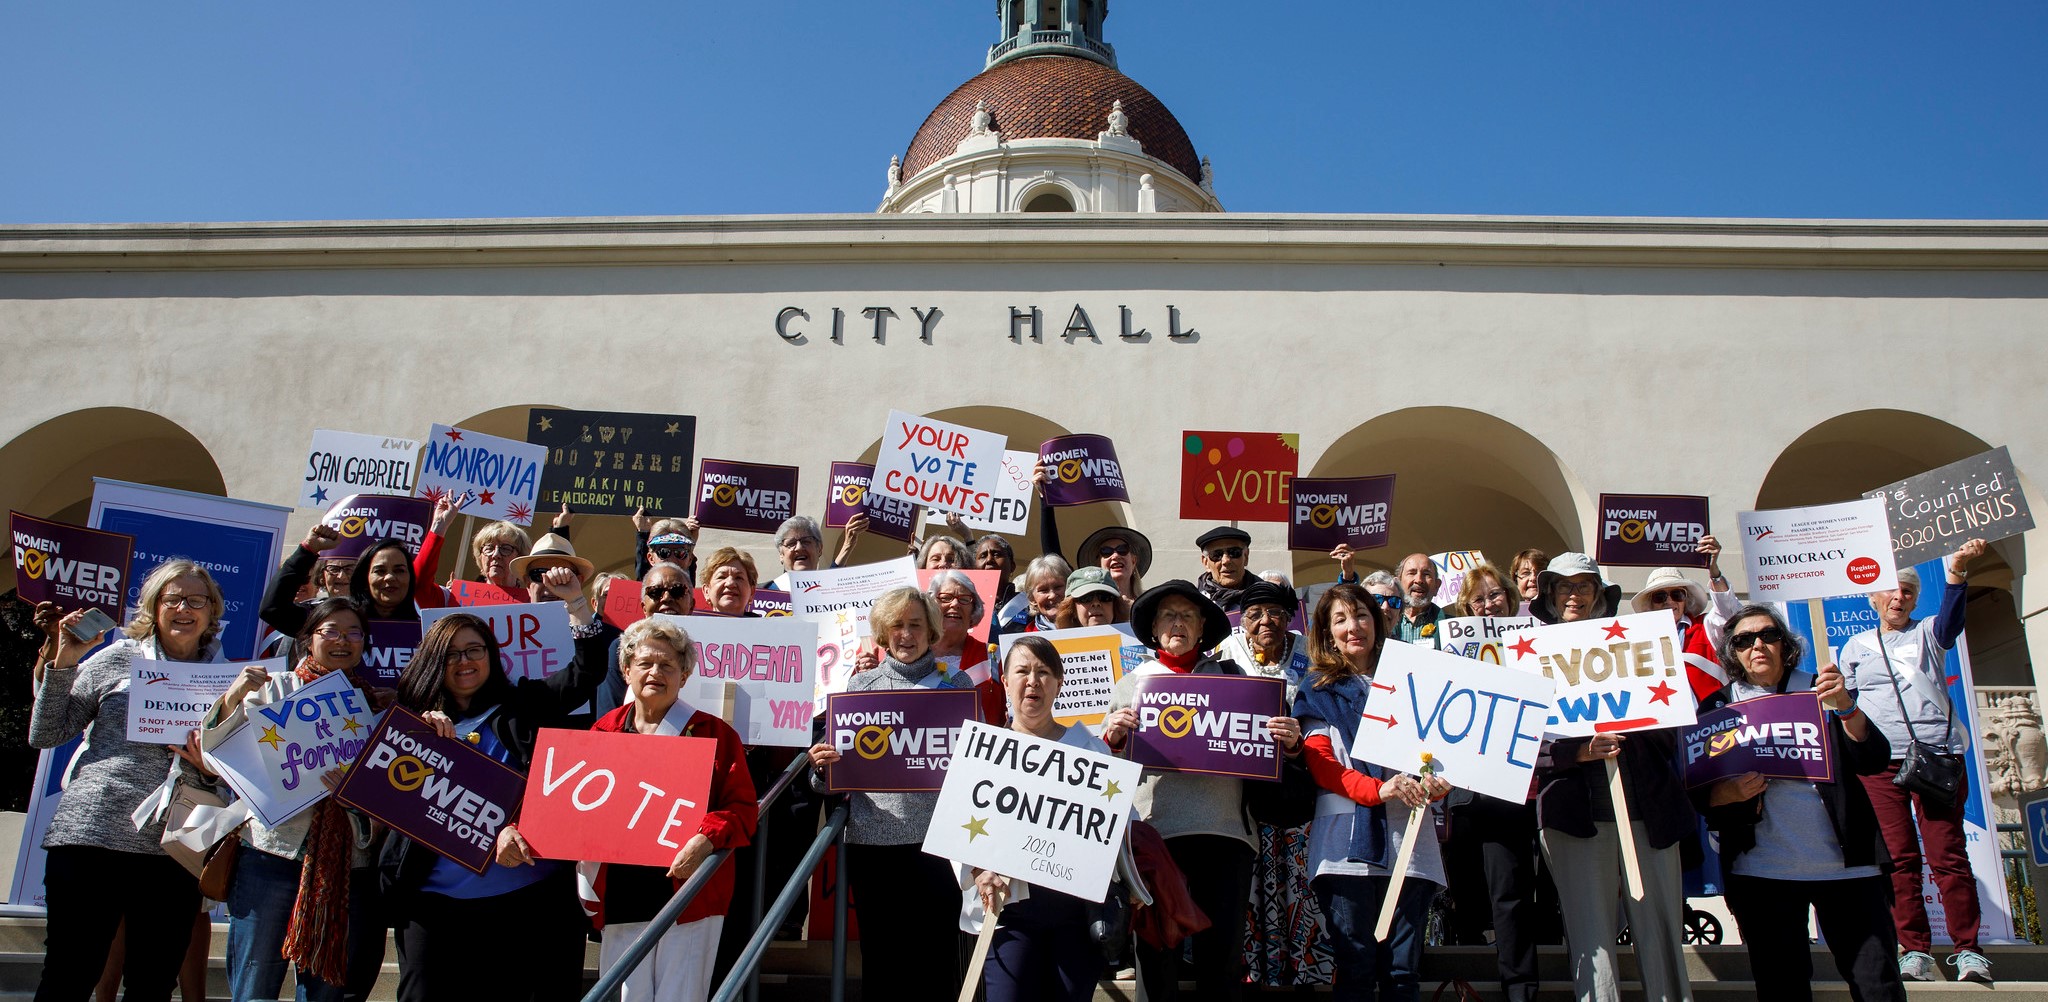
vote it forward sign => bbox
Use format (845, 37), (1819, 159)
(8, 511), (132, 620)
(1500, 611), (1696, 738)
(1351, 641), (1554, 802)
(337, 706), (526, 873)
(823, 689), (980, 792)
(1679, 693), (1834, 788)
(519, 728), (716, 869)
(1738, 498), (1898, 603)
(1126, 673), (1284, 781)
(870, 410), (1008, 521)
(415, 424), (546, 525)
(204, 669), (373, 827)
(922, 720), (1140, 902)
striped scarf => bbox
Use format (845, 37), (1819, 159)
(282, 656), (354, 987)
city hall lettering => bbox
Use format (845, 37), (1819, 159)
(774, 304), (1199, 345)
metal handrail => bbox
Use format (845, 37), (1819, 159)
(711, 804), (851, 1002)
(579, 753), (815, 1002)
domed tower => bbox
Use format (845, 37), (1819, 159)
(879, 1), (1221, 214)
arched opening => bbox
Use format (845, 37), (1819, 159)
(1022, 190), (1075, 213)
(0, 408), (226, 595)
(1291, 407), (1584, 588)
(1756, 409), (2034, 687)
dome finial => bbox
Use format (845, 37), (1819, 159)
(988, 0), (1116, 68)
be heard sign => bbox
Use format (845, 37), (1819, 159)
(1596, 494), (1710, 568)
(1288, 475), (1395, 552)
(1501, 612), (1696, 737)
(1738, 498), (1898, 603)
(694, 459), (798, 534)
(8, 512), (132, 620)
(870, 411), (1007, 521)
(1352, 641), (1555, 803)
(1179, 431), (1299, 523)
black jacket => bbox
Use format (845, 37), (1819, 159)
(1535, 728), (1695, 851)
(1690, 685), (1894, 873)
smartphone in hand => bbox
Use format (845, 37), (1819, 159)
(66, 608), (118, 644)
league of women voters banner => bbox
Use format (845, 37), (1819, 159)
(1737, 497), (1898, 603)
(126, 658), (273, 745)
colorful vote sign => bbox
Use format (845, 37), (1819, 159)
(1178, 430), (1299, 523)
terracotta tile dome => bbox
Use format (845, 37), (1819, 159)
(902, 55), (1203, 185)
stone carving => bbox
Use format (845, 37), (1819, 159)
(886, 155), (902, 195)
(1105, 99), (1129, 137)
(969, 99), (994, 136)
(1200, 156), (1216, 193)
(1982, 694), (2048, 800)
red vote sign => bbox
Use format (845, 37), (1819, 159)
(518, 728), (718, 869)
(1178, 430), (1300, 523)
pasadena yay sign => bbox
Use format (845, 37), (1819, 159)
(1738, 498), (1898, 603)
(668, 614), (819, 748)
(870, 410), (1007, 521)
(1501, 612), (1696, 737)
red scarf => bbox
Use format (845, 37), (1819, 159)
(282, 657), (354, 987)
(1156, 648), (1201, 673)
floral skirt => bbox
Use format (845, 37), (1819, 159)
(1241, 822), (1334, 985)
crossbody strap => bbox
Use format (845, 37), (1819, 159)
(1874, 629), (1954, 749)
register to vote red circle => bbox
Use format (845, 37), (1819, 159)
(1846, 557), (1883, 586)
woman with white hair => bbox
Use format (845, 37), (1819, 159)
(918, 534), (970, 570)
(998, 554), (1071, 634)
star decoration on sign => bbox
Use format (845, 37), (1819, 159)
(1101, 779), (1122, 800)
(504, 501), (531, 523)
(536, 415), (553, 432)
(962, 816), (990, 842)
(1602, 621), (1630, 641)
(258, 724), (284, 750)
(664, 422), (682, 436)
(1647, 680), (1677, 705)
(443, 430), (463, 441)
(341, 716), (363, 735)
(1509, 636), (1538, 660)
(478, 490), (496, 506)
(308, 485), (329, 505)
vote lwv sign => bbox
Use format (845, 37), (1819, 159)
(1501, 612), (1696, 737)
(1354, 641), (1555, 802)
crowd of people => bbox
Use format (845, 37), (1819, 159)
(12, 469), (2002, 1002)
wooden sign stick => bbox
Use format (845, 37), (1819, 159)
(959, 893), (1003, 1002)
(1374, 752), (1433, 940)
(1607, 755), (1646, 901)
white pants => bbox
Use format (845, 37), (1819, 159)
(1539, 822), (1691, 1002)
(596, 916), (724, 1002)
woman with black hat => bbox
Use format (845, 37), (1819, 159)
(1100, 581), (1303, 1001)
(1029, 461), (1152, 602)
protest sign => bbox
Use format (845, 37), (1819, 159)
(1596, 494), (1710, 568)
(127, 658), (268, 744)
(1738, 498), (1898, 603)
(1126, 673), (1285, 780)
(301, 430), (420, 509)
(1865, 446), (2034, 567)
(527, 409), (697, 518)
(694, 459), (799, 534)
(823, 689), (980, 792)
(790, 557), (920, 709)
(1439, 616), (1541, 664)
(519, 728), (716, 868)
(9, 512), (131, 620)
(1352, 641), (1554, 802)
(1040, 434), (1130, 506)
(338, 706), (526, 873)
(1679, 693), (1833, 788)
(359, 620), (421, 686)
(90, 478), (291, 660)
(205, 670), (371, 827)
(871, 410), (1008, 521)
(667, 615), (820, 748)
(1501, 611), (1696, 737)
(919, 568), (999, 647)
(415, 424), (546, 525)
(921, 720), (1141, 901)
(997, 626), (1128, 727)
(319, 494), (432, 560)
(1430, 550), (1488, 608)
(1288, 475), (1395, 552)
(423, 601), (573, 683)
(930, 450), (1034, 535)
(602, 581), (645, 630)
(826, 461), (917, 542)
(751, 589), (793, 617)
(1178, 430), (1299, 523)
(447, 578), (526, 607)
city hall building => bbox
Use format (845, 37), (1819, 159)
(3, 7), (2045, 701)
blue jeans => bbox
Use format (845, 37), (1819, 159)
(226, 847), (380, 1002)
(1311, 873), (1435, 1002)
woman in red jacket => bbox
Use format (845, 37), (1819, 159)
(572, 617), (758, 1002)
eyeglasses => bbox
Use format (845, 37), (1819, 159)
(652, 546), (693, 561)
(1729, 627), (1786, 652)
(1371, 593), (1404, 610)
(1204, 546), (1245, 562)
(318, 563), (355, 577)
(934, 592), (976, 607)
(1098, 543), (1132, 557)
(1643, 588), (1690, 605)
(158, 595), (212, 611)
(1474, 590), (1509, 605)
(1242, 606), (1290, 624)
(1554, 580), (1599, 598)
(480, 543), (522, 556)
(779, 537), (820, 551)
(644, 585), (689, 600)
(314, 627), (366, 643)
(526, 568), (551, 584)
(444, 645), (490, 666)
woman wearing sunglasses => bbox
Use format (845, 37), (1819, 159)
(1696, 604), (1903, 1002)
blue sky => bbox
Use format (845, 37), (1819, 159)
(3, 1), (2043, 223)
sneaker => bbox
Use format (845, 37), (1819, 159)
(1949, 950), (1995, 984)
(1899, 951), (1940, 982)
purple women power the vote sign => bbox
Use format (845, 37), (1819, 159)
(823, 688), (980, 792)
(694, 459), (799, 534)
(8, 511), (133, 620)
(319, 494), (433, 560)
(337, 706), (527, 874)
(1039, 434), (1130, 506)
(1680, 692), (1835, 788)
(1126, 672), (1285, 781)
(824, 461), (916, 542)
(1287, 475), (1395, 552)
